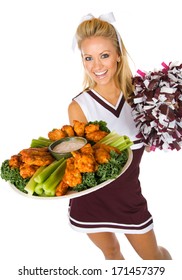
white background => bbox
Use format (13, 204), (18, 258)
(0, 0), (181, 279)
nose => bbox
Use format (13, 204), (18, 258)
(93, 58), (103, 69)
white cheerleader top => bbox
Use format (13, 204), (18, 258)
(73, 89), (143, 150)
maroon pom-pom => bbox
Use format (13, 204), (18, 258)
(131, 61), (182, 150)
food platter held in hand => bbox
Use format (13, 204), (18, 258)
(8, 148), (133, 199)
(0, 120), (133, 200)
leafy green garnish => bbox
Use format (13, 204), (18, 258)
(96, 149), (128, 183)
(87, 120), (111, 133)
(0, 160), (29, 193)
(73, 149), (128, 192)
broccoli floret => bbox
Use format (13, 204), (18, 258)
(0, 160), (29, 193)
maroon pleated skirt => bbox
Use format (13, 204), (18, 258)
(68, 147), (153, 234)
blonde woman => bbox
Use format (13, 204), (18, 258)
(68, 13), (171, 260)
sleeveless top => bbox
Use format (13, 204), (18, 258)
(73, 89), (143, 150)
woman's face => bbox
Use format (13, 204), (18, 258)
(81, 36), (120, 88)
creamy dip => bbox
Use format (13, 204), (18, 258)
(53, 138), (86, 153)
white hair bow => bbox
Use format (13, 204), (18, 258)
(72, 12), (122, 53)
(80, 12), (115, 23)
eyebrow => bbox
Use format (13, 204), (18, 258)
(82, 50), (111, 56)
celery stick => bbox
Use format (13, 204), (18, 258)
(110, 136), (129, 147)
(99, 131), (127, 146)
(44, 187), (57, 197)
(24, 166), (46, 195)
(43, 171), (64, 196)
(99, 131), (133, 150)
(99, 131), (120, 145)
(44, 177), (62, 196)
(111, 137), (133, 150)
(34, 183), (44, 195)
(100, 136), (118, 145)
(110, 138), (125, 147)
(117, 142), (133, 151)
(42, 160), (66, 192)
(38, 136), (51, 141)
(34, 158), (64, 183)
(30, 138), (52, 148)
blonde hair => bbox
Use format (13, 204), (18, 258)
(75, 17), (133, 100)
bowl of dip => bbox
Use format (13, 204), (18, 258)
(49, 137), (87, 160)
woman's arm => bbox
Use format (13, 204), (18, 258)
(68, 100), (87, 125)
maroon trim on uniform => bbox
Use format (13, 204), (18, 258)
(72, 91), (84, 100)
(133, 139), (143, 144)
(87, 90), (125, 117)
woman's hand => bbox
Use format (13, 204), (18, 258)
(145, 145), (156, 152)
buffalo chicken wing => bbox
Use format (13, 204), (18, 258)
(73, 120), (86, 137)
(62, 157), (82, 187)
(9, 147), (55, 179)
(48, 129), (67, 141)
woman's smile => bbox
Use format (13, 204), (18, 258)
(94, 70), (108, 79)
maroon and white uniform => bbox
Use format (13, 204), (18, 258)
(68, 89), (153, 234)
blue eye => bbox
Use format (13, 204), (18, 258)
(85, 56), (92, 61)
(101, 53), (109, 59)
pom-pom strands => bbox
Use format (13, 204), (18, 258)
(131, 62), (182, 151)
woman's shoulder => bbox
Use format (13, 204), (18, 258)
(69, 89), (89, 111)
(72, 91), (84, 101)
(72, 89), (88, 101)
(68, 98), (87, 124)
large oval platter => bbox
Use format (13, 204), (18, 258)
(9, 149), (133, 200)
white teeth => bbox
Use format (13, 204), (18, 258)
(95, 70), (107, 76)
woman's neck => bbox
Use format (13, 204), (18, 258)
(93, 85), (121, 106)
